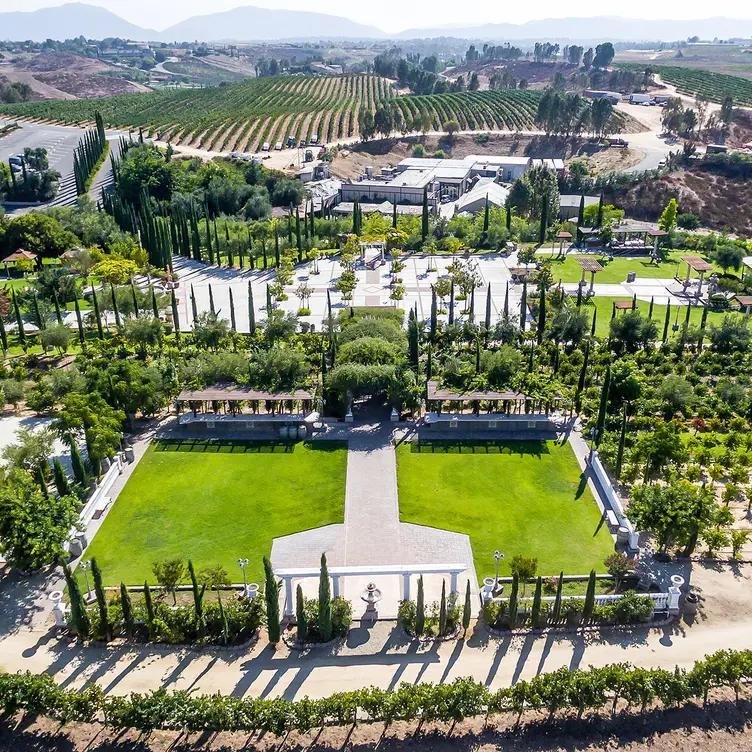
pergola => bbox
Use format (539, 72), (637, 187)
(578, 225), (667, 253)
(576, 256), (604, 297)
(678, 255), (714, 298)
(426, 380), (556, 414)
(555, 230), (572, 257)
(177, 385), (314, 416)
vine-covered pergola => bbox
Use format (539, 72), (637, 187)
(176, 385), (315, 417)
(426, 381), (562, 415)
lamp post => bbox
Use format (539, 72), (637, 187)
(238, 558), (249, 596)
(494, 550), (504, 594)
(81, 559), (92, 597)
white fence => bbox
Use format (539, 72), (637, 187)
(486, 591), (674, 611)
(77, 454), (124, 529)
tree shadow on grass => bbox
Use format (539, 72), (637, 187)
(409, 440), (549, 457)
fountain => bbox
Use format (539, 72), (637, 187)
(361, 582), (383, 619)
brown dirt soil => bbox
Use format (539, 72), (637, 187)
(0, 52), (146, 99)
(330, 133), (645, 181)
(1, 691), (751, 751)
(729, 110), (752, 148)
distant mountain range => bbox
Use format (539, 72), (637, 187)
(2, 3), (752, 44)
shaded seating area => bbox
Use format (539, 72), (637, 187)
(2, 249), (38, 276)
(576, 256), (604, 297)
(677, 255), (714, 299)
(578, 225), (668, 254)
(424, 381), (566, 433)
(176, 384), (319, 437)
(733, 295), (752, 318)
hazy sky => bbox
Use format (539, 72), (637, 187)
(5, 0), (752, 32)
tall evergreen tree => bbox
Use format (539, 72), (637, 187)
(462, 579), (472, 635)
(143, 581), (155, 627)
(537, 281), (546, 345)
(520, 280), (527, 331)
(503, 281), (509, 318)
(170, 289), (180, 341)
(531, 576), (543, 627)
(188, 559), (206, 635)
(596, 191), (604, 226)
(62, 562), (90, 638)
(11, 289), (25, 348)
(130, 281), (140, 318)
(662, 301), (671, 342)
(595, 365), (611, 446)
(292, 584), (306, 643)
(438, 580), (447, 636)
(485, 283), (492, 332)
(430, 287), (437, 340)
(392, 201), (398, 228)
(263, 556), (281, 643)
(0, 314), (6, 354)
(91, 558), (110, 641)
(120, 583), (135, 637)
(577, 194), (585, 226)
(483, 196), (490, 232)
(318, 553), (333, 642)
(266, 284), (273, 313)
(151, 286), (159, 319)
(421, 186), (429, 240)
(615, 405), (627, 479)
(552, 571), (564, 624)
(415, 575), (425, 635)
(229, 288), (237, 332)
(506, 205), (512, 233)
(583, 569), (597, 623)
(35, 463), (48, 497)
(508, 574), (519, 627)
(190, 284), (198, 323)
(448, 282), (455, 325)
(538, 194), (549, 246)
(208, 284), (216, 315)
(248, 281), (256, 335)
(110, 283), (122, 328)
(53, 457), (70, 497)
(52, 288), (63, 325)
(591, 307), (597, 337)
(69, 436), (88, 487)
(91, 286), (104, 340)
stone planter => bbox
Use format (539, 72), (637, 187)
(684, 592), (699, 615)
(565, 610), (583, 627)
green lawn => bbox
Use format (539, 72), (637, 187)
(582, 297), (744, 339)
(82, 439), (348, 587)
(537, 252), (733, 284)
(396, 440), (614, 579)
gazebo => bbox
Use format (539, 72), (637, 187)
(576, 256), (604, 297)
(733, 295), (752, 318)
(2, 249), (38, 277)
(678, 255), (714, 298)
(175, 384), (318, 437)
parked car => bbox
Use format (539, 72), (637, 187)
(310, 134), (319, 145)
(275, 142), (282, 151)
(287, 136), (296, 148)
(262, 142), (270, 152)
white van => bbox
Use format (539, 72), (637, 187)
(262, 141), (270, 151)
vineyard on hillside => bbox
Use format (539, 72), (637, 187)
(0, 74), (393, 153)
(0, 76), (636, 152)
(618, 64), (752, 106)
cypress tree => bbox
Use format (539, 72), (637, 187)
(508, 574), (519, 627)
(698, 306), (708, 350)
(262, 239), (268, 269)
(448, 282), (455, 325)
(631, 293), (637, 311)
(143, 581), (155, 627)
(503, 281), (509, 318)
(583, 569), (597, 624)
(36, 463), (48, 497)
(596, 191), (604, 226)
(475, 338), (481, 373)
(91, 558), (110, 641)
(552, 571), (564, 624)
(91, 286), (104, 340)
(205, 211), (214, 264)
(662, 301), (671, 342)
(108, 283), (121, 329)
(615, 406), (627, 479)
(426, 344), (433, 380)
(53, 457), (70, 497)
(318, 553), (332, 642)
(266, 284), (273, 313)
(52, 288), (63, 325)
(295, 209), (302, 254)
(485, 283), (492, 332)
(538, 194), (549, 246)
(576, 341), (590, 411)
(591, 307), (597, 337)
(0, 314), (6, 354)
(120, 583), (135, 637)
(296, 583), (308, 642)
(415, 575), (425, 635)
(151, 286), (159, 319)
(11, 289), (25, 348)
(483, 196), (490, 232)
(31, 292), (44, 331)
(439, 580), (447, 636)
(69, 436), (88, 487)
(229, 288), (237, 332)
(188, 559), (205, 635)
(577, 194), (585, 226)
(352, 199), (359, 235)
(648, 296), (655, 320)
(171, 289), (180, 341)
(408, 311), (420, 373)
(576, 281), (583, 308)
(248, 281), (256, 335)
(208, 284), (215, 315)
(595, 365), (611, 446)
(506, 205), (512, 233)
(531, 576), (543, 628)
(469, 286), (475, 323)
(462, 579), (472, 635)
(263, 556), (281, 643)
(537, 281), (546, 345)
(63, 562), (90, 638)
(185, 287), (197, 327)
(430, 287), (437, 340)
(421, 186), (429, 241)
(520, 280), (527, 331)
(130, 281), (140, 318)
(392, 201), (397, 228)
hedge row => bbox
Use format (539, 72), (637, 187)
(1, 649), (750, 733)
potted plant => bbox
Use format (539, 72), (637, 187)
(563, 598), (584, 627)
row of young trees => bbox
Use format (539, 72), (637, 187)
(1, 649), (750, 732)
(73, 112), (108, 196)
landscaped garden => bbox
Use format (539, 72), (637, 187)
(396, 439), (615, 578)
(81, 439), (348, 587)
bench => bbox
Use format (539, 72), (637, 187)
(605, 509), (619, 528)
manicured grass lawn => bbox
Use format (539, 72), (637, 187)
(82, 439), (348, 587)
(582, 296), (743, 339)
(396, 440), (614, 580)
(537, 251), (733, 284)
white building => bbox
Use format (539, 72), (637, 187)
(455, 178), (510, 215)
